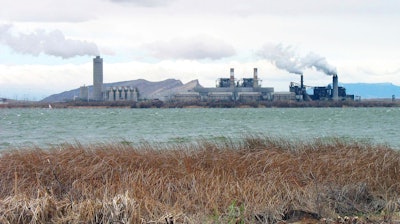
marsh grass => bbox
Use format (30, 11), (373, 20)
(0, 137), (399, 223)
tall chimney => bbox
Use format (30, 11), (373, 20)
(93, 56), (103, 101)
(300, 74), (304, 89)
(230, 68), (235, 88)
(253, 68), (259, 88)
(332, 74), (339, 101)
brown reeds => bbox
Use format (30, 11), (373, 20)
(0, 137), (399, 223)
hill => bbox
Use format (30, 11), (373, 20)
(342, 82), (400, 99)
(41, 79), (201, 103)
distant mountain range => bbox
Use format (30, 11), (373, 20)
(40, 80), (400, 102)
(341, 83), (400, 99)
(41, 79), (201, 102)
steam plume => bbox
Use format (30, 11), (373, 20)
(301, 52), (337, 75)
(0, 24), (99, 59)
(258, 43), (337, 76)
(257, 44), (303, 75)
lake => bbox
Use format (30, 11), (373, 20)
(0, 107), (399, 150)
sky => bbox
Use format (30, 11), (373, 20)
(0, 0), (399, 100)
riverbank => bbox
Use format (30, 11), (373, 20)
(1, 137), (399, 223)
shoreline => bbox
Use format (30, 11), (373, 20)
(1, 99), (400, 109)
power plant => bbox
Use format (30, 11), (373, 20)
(289, 74), (354, 101)
(80, 56), (353, 103)
(179, 68), (275, 102)
(79, 56), (139, 102)
(176, 68), (353, 102)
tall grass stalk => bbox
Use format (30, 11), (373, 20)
(0, 136), (399, 223)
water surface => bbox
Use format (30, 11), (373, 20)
(0, 107), (399, 149)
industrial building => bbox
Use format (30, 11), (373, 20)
(174, 68), (353, 102)
(79, 56), (139, 102)
(79, 85), (89, 101)
(80, 56), (353, 103)
(288, 74), (354, 101)
(178, 68), (275, 102)
(105, 86), (138, 101)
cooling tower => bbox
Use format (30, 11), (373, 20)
(93, 56), (103, 101)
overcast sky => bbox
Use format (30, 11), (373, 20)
(0, 0), (399, 100)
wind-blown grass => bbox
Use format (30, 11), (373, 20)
(0, 137), (399, 223)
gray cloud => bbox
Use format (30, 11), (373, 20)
(144, 36), (236, 60)
(109, 0), (174, 7)
(0, 24), (99, 59)
(177, 0), (400, 16)
(0, 0), (97, 22)
(1, 0), (398, 23)
(258, 43), (337, 75)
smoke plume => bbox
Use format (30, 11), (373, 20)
(0, 24), (99, 59)
(258, 43), (337, 76)
(301, 52), (337, 75)
(257, 44), (303, 74)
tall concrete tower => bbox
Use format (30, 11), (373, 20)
(93, 56), (103, 101)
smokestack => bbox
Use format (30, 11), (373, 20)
(300, 74), (304, 89)
(332, 74), (339, 101)
(253, 68), (259, 88)
(93, 56), (103, 101)
(230, 68), (235, 88)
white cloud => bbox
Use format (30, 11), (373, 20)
(143, 35), (236, 60)
(0, 24), (99, 58)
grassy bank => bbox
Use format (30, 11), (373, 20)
(0, 137), (399, 223)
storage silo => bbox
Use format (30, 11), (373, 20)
(79, 85), (89, 101)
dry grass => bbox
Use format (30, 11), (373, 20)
(0, 137), (400, 223)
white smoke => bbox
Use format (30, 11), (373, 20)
(301, 52), (337, 75)
(0, 24), (99, 59)
(258, 43), (337, 76)
(257, 44), (303, 74)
